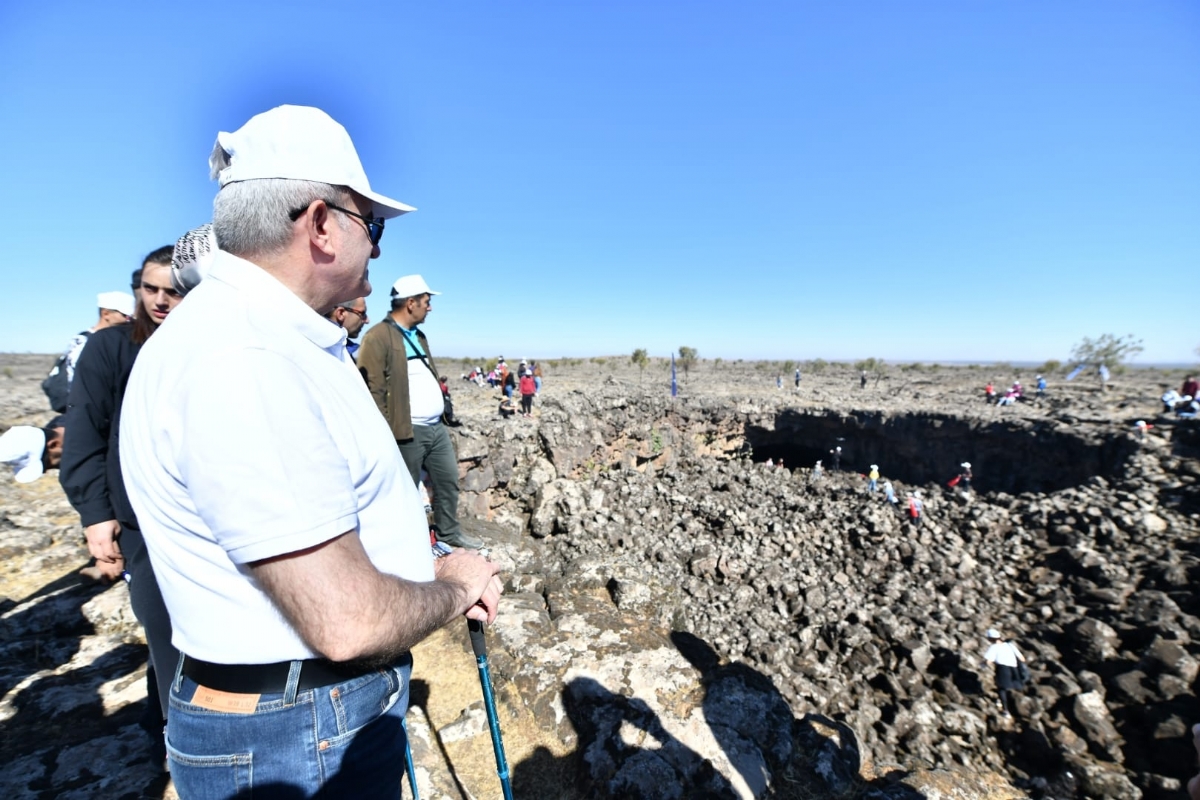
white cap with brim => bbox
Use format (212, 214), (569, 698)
(0, 426), (46, 484)
(986, 628), (1001, 639)
(97, 291), (135, 317)
(391, 274), (441, 298)
(209, 105), (416, 220)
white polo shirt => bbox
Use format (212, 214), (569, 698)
(120, 251), (434, 664)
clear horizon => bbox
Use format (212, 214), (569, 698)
(2, 2), (1197, 364)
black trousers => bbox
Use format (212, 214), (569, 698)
(120, 523), (179, 721)
(521, 394), (534, 414)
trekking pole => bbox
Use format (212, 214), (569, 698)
(468, 619), (514, 800)
(401, 717), (420, 800)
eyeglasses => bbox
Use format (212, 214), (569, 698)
(289, 200), (385, 246)
(345, 307), (368, 319)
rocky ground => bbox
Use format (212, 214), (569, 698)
(1, 352), (1197, 799)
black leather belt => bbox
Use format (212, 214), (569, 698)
(182, 654), (409, 694)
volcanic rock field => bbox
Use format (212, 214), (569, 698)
(2, 352), (1198, 799)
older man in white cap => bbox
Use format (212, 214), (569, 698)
(359, 274), (481, 550)
(42, 291), (135, 413)
(119, 105), (501, 797)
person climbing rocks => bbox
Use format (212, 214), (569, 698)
(794, 367), (801, 388)
(812, 459), (823, 482)
(982, 628), (1028, 718)
(985, 381), (995, 404)
(860, 370), (867, 389)
(1035, 374), (1047, 399)
(867, 464), (879, 493)
(907, 491), (923, 527)
(883, 480), (897, 505)
(959, 462), (972, 494)
(1134, 420), (1152, 441)
(830, 446), (842, 471)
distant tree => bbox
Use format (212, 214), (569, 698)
(854, 357), (887, 387)
(678, 347), (698, 379)
(631, 348), (648, 382)
(807, 358), (828, 375)
(1070, 333), (1144, 388)
(1038, 359), (1061, 376)
(781, 359), (795, 377)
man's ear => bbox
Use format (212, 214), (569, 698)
(305, 201), (337, 256)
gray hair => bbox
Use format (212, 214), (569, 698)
(212, 179), (351, 258)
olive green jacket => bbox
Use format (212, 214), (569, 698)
(357, 318), (441, 442)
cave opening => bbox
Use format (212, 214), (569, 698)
(744, 409), (1137, 495)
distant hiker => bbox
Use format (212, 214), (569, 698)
(794, 367), (801, 388)
(1183, 375), (1199, 400)
(985, 381), (995, 404)
(765, 458), (774, 468)
(325, 296), (369, 362)
(996, 388), (1018, 407)
(0, 418), (65, 484)
(503, 368), (517, 400)
(959, 462), (972, 494)
(867, 464), (879, 492)
(532, 360), (543, 393)
(907, 491), (923, 527)
(776, 374), (783, 390)
(982, 628), (1028, 718)
(860, 370), (867, 389)
(812, 459), (823, 481)
(1035, 374), (1047, 399)
(519, 370), (536, 416)
(831, 446), (842, 471)
(42, 291), (135, 413)
(360, 274), (482, 550)
(883, 480), (896, 504)
(1134, 420), (1152, 441)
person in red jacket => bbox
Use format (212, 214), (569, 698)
(1183, 375), (1199, 400)
(519, 372), (537, 417)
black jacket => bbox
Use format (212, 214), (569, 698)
(59, 324), (140, 529)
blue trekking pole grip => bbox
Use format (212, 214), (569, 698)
(469, 619), (514, 800)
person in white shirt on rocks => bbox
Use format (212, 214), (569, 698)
(120, 104), (501, 798)
(982, 627), (1028, 718)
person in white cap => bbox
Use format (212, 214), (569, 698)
(59, 241), (182, 764)
(359, 274), (482, 549)
(867, 464), (879, 493)
(982, 628), (1028, 718)
(41, 290), (135, 413)
(0, 417), (65, 484)
(959, 461), (972, 494)
(119, 105), (500, 797)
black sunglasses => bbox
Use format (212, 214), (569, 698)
(289, 200), (385, 246)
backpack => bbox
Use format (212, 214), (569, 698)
(42, 331), (90, 413)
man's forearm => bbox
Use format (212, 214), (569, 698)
(252, 531), (472, 664)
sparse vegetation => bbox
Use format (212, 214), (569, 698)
(1071, 333), (1144, 387)
(678, 347), (698, 379)
(854, 357), (887, 387)
(1039, 359), (1062, 375)
(806, 358), (827, 375)
(631, 348), (649, 382)
(2, 367), (12, 379)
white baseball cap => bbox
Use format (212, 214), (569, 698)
(97, 291), (135, 317)
(390, 274), (441, 298)
(961, 462), (971, 468)
(209, 105), (416, 219)
(0, 426), (46, 483)
(986, 628), (1001, 639)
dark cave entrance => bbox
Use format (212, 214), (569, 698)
(744, 409), (1138, 494)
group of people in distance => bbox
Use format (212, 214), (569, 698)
(2, 105), (501, 796)
(1162, 374), (1200, 419)
(464, 357), (542, 418)
(985, 375), (1046, 406)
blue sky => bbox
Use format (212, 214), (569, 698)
(2, 1), (1197, 364)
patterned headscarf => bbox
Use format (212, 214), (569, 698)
(171, 223), (218, 295)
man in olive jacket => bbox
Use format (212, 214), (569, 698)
(358, 275), (482, 549)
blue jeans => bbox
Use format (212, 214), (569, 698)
(167, 658), (410, 799)
(867, 479), (877, 492)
